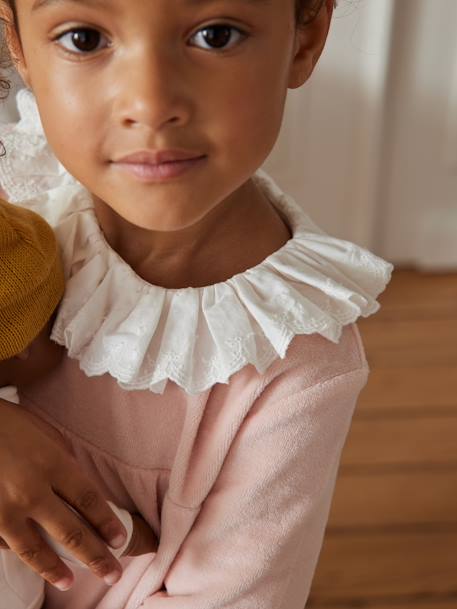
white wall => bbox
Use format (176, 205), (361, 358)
(264, 0), (457, 271)
(377, 0), (457, 271)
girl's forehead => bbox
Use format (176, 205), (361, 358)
(18, 0), (294, 26)
(29, 0), (278, 11)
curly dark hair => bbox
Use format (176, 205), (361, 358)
(0, 0), (326, 101)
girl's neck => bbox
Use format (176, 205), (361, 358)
(93, 178), (292, 290)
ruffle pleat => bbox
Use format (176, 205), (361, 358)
(0, 87), (394, 395)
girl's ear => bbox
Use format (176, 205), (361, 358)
(0, 2), (31, 88)
(288, 0), (334, 89)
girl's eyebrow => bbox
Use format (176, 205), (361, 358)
(32, 0), (109, 11)
(186, 0), (271, 4)
(32, 0), (270, 12)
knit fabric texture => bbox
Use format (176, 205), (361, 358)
(0, 198), (65, 360)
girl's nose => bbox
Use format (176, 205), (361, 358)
(110, 44), (193, 131)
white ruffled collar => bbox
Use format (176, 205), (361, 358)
(0, 88), (393, 395)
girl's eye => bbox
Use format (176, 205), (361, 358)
(54, 28), (108, 55)
(190, 24), (247, 52)
(53, 23), (247, 57)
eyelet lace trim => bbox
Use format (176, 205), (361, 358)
(0, 88), (394, 395)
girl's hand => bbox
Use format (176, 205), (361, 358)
(122, 513), (159, 557)
(0, 399), (127, 591)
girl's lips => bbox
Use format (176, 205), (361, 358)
(113, 156), (207, 182)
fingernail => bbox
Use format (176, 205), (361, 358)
(109, 533), (126, 549)
(104, 570), (122, 586)
(55, 577), (73, 591)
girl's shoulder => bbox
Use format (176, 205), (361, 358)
(0, 88), (394, 397)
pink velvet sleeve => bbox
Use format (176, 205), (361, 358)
(137, 366), (368, 609)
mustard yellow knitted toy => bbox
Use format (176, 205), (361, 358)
(0, 198), (65, 361)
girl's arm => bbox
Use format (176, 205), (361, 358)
(135, 366), (368, 609)
(0, 398), (128, 591)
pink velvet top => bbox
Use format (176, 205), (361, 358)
(20, 324), (368, 609)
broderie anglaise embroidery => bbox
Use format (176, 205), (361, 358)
(0, 87), (394, 395)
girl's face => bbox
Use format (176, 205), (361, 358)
(7, 0), (332, 232)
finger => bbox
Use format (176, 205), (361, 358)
(52, 470), (128, 550)
(35, 497), (123, 586)
(0, 536), (9, 548)
(2, 520), (75, 591)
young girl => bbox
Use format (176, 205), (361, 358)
(0, 0), (393, 608)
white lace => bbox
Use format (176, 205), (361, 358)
(0, 88), (393, 395)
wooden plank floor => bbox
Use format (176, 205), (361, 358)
(307, 268), (457, 609)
